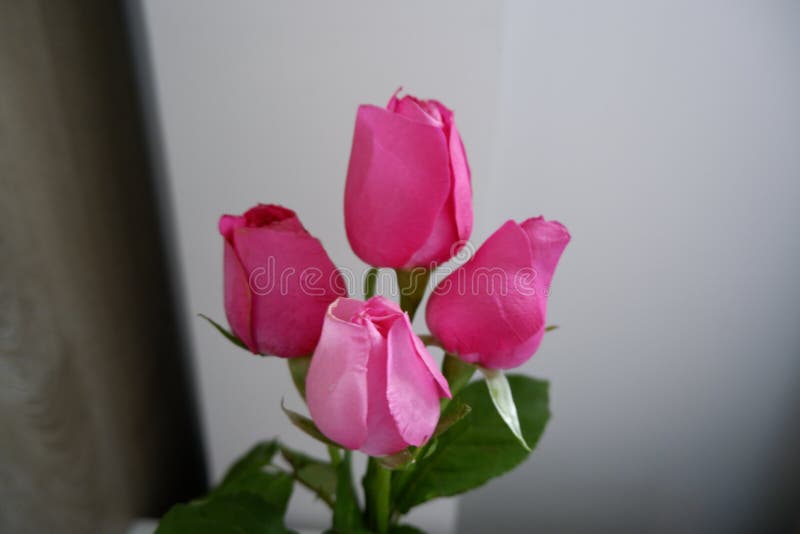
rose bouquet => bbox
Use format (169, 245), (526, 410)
(157, 90), (570, 534)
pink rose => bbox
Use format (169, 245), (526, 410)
(219, 204), (347, 357)
(306, 296), (452, 456)
(426, 217), (570, 370)
(344, 90), (473, 268)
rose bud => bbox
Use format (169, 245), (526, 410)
(306, 296), (451, 456)
(344, 90), (473, 268)
(426, 217), (570, 370)
(219, 204), (347, 357)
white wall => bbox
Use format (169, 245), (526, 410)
(135, 1), (800, 532)
(459, 2), (800, 533)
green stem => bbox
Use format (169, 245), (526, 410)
(373, 462), (392, 534)
(417, 334), (442, 348)
(364, 267), (379, 299)
(363, 457), (378, 529)
(395, 268), (431, 321)
(440, 353), (476, 409)
(327, 445), (341, 466)
(333, 449), (366, 531)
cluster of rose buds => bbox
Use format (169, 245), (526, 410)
(219, 90), (570, 456)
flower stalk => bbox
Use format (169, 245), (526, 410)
(373, 463), (392, 533)
(395, 267), (431, 321)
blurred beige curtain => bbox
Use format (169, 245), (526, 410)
(0, 1), (206, 532)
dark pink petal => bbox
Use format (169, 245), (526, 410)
(427, 100), (472, 242)
(329, 296), (365, 322)
(448, 124), (473, 242)
(460, 327), (545, 370)
(386, 87), (402, 112)
(345, 105), (451, 267)
(393, 96), (444, 126)
(426, 221), (543, 367)
(243, 204), (294, 226)
(404, 314), (451, 399)
(427, 100), (453, 125)
(219, 214), (246, 243)
(361, 296), (404, 334)
(306, 299), (370, 450)
(519, 216), (571, 294)
(244, 203), (307, 233)
(386, 318), (444, 447)
(223, 240), (255, 352)
(360, 320), (408, 456)
(406, 101), (471, 266)
(404, 201), (460, 267)
(233, 226), (346, 357)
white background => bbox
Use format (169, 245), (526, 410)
(134, 1), (800, 532)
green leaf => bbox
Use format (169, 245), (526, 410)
(213, 471), (294, 516)
(432, 400), (471, 439)
(388, 402), (472, 503)
(198, 313), (249, 351)
(392, 375), (550, 513)
(441, 354), (476, 401)
(323, 530), (373, 534)
(390, 525), (428, 534)
(281, 400), (338, 447)
(545, 324), (559, 332)
(280, 445), (336, 508)
(156, 492), (297, 534)
(214, 441), (293, 515)
(157, 441), (296, 533)
(388, 398), (470, 500)
(287, 356), (311, 399)
(482, 369), (530, 451)
(220, 441), (279, 486)
(333, 450), (367, 532)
